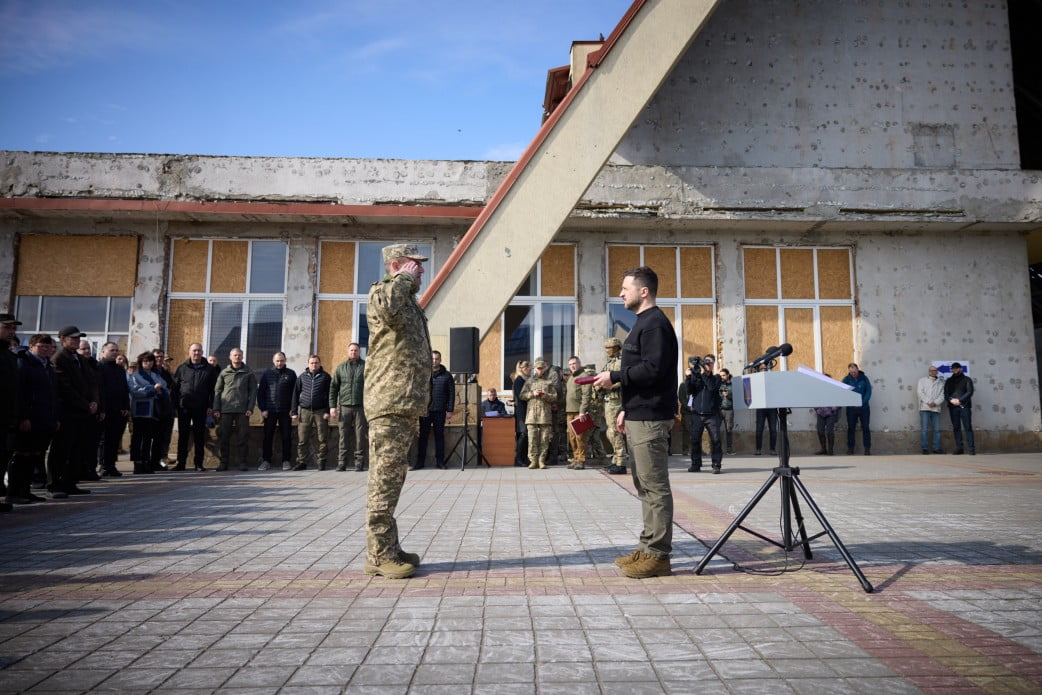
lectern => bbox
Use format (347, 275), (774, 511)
(694, 367), (874, 593)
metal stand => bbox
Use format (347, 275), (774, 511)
(445, 374), (490, 470)
(694, 406), (874, 593)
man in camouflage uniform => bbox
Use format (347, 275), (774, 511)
(565, 356), (592, 468)
(520, 359), (556, 469)
(584, 363), (608, 464)
(600, 338), (628, 474)
(363, 243), (431, 579)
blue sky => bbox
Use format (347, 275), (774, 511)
(0, 0), (632, 161)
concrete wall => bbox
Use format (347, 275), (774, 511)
(616, 0), (1020, 170)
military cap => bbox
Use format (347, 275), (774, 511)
(604, 337), (621, 349)
(382, 243), (428, 264)
(0, 312), (21, 325)
(533, 358), (548, 369)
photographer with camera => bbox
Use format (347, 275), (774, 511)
(685, 354), (724, 474)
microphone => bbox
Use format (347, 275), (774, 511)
(745, 343), (793, 369)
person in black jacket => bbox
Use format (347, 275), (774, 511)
(47, 326), (98, 496)
(258, 351), (296, 470)
(415, 350), (455, 470)
(511, 361), (531, 467)
(593, 266), (678, 579)
(291, 355), (332, 470)
(1, 313), (21, 510)
(944, 362), (975, 455)
(172, 343), (218, 471)
(9, 334), (60, 504)
(96, 341), (130, 477)
(151, 348), (176, 469)
(685, 354), (723, 474)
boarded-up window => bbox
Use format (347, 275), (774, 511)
(540, 245), (575, 297)
(681, 305), (715, 360)
(17, 235), (138, 296)
(316, 299), (353, 366)
(679, 247), (713, 299)
(210, 241), (248, 294)
(477, 315), (503, 392)
(644, 246), (677, 298)
(607, 245), (640, 290)
(170, 240), (209, 294)
(319, 241), (356, 295)
(167, 299), (206, 363)
(743, 247), (855, 372)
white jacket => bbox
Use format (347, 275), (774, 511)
(917, 375), (945, 413)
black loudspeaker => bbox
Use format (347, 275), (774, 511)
(449, 326), (479, 374)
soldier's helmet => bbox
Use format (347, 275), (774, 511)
(604, 337), (622, 350)
(533, 358), (548, 369)
(381, 243), (428, 264)
(583, 364), (597, 375)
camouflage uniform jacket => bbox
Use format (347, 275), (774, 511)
(565, 369), (592, 414)
(601, 355), (623, 404)
(584, 365), (606, 421)
(520, 375), (556, 425)
(363, 272), (432, 420)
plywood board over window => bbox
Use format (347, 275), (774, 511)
(540, 245), (575, 297)
(607, 245), (640, 288)
(821, 306), (855, 379)
(681, 305), (714, 361)
(316, 300), (353, 366)
(745, 305), (779, 363)
(210, 241), (248, 294)
(743, 248), (778, 299)
(780, 249), (815, 299)
(679, 247), (713, 299)
(783, 308), (816, 371)
(817, 249), (853, 299)
(17, 235), (138, 296)
(167, 299), (205, 363)
(645, 247), (677, 298)
(319, 241), (356, 295)
(478, 318), (503, 391)
(171, 239), (209, 293)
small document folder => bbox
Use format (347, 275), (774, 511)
(569, 415), (595, 436)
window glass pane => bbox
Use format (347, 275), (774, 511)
(40, 296), (107, 333)
(108, 297), (132, 332)
(503, 305), (534, 387)
(357, 242), (433, 294)
(358, 302), (369, 354)
(516, 272), (535, 297)
(249, 241), (287, 293)
(209, 301), (243, 362)
(540, 303), (574, 369)
(247, 300), (283, 367)
(15, 296), (40, 331)
(608, 304), (637, 341)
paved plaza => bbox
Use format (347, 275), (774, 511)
(1, 450), (1041, 693)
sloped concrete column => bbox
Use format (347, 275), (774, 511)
(0, 229), (14, 313)
(128, 228), (167, 357)
(283, 237), (317, 370)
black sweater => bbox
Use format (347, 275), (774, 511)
(611, 305), (678, 421)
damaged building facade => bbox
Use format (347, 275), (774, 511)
(1, 0), (1040, 452)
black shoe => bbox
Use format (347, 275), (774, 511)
(954, 449), (964, 455)
(354, 465), (366, 472)
(172, 463), (186, 471)
(712, 466), (722, 474)
(754, 450), (762, 456)
(194, 466), (207, 472)
(82, 471), (102, 482)
(291, 463), (306, 471)
(932, 449), (944, 454)
(410, 464), (425, 470)
(969, 449), (976, 455)
(605, 465), (627, 475)
(769, 449), (777, 456)
(26, 493), (46, 503)
(107, 468), (123, 477)
(435, 463), (446, 469)
(64, 485), (91, 495)
(864, 449), (871, 456)
(687, 464), (701, 472)
(846, 448), (854, 455)
(922, 449), (928, 455)
(336, 465), (347, 472)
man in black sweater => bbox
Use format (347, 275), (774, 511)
(594, 266), (678, 579)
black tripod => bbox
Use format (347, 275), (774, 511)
(445, 374), (490, 470)
(694, 387), (874, 593)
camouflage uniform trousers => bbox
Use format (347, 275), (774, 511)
(527, 424), (553, 467)
(604, 398), (628, 466)
(588, 415), (607, 460)
(366, 415), (417, 565)
(552, 408), (568, 463)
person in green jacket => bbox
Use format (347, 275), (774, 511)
(329, 342), (368, 471)
(212, 348), (258, 471)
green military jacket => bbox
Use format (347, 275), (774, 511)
(565, 367), (591, 413)
(213, 363), (258, 414)
(363, 272), (432, 420)
(330, 358), (365, 408)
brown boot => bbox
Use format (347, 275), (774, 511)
(621, 553), (671, 578)
(614, 549), (644, 567)
(364, 558), (416, 579)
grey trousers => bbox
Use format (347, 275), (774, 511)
(338, 406), (369, 469)
(627, 419), (674, 558)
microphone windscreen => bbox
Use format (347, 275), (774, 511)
(779, 343), (793, 356)
(764, 346), (778, 355)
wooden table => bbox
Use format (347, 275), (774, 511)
(480, 416), (516, 467)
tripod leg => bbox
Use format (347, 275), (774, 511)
(790, 475), (874, 593)
(695, 472), (780, 575)
(785, 478), (813, 559)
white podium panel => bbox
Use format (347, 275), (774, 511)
(736, 369), (862, 410)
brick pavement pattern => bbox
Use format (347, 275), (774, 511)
(1, 452), (1041, 693)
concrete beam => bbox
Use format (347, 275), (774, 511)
(421, 0), (723, 342)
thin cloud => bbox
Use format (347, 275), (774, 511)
(351, 37), (408, 61)
(484, 143), (525, 161)
(0, 1), (157, 75)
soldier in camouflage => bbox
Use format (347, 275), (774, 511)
(600, 338), (628, 474)
(520, 359), (557, 469)
(363, 243), (431, 579)
(548, 365), (568, 464)
(584, 363), (608, 464)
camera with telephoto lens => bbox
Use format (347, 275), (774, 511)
(688, 355), (703, 370)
